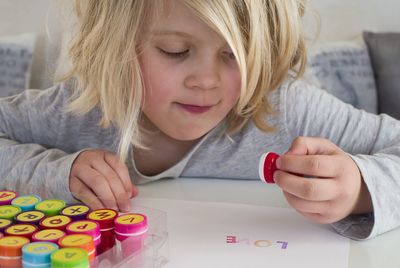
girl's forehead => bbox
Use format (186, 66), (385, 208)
(148, 0), (201, 30)
(144, 0), (225, 44)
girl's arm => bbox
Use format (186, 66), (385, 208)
(0, 85), (85, 202)
(282, 79), (400, 240)
(0, 83), (135, 210)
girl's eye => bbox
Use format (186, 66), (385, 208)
(158, 48), (189, 58)
(223, 51), (236, 60)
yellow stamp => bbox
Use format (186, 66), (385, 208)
(0, 191), (17, 202)
(115, 214), (145, 225)
(33, 229), (65, 241)
(67, 221), (98, 232)
(23, 242), (58, 254)
(6, 224), (37, 235)
(59, 234), (92, 247)
(40, 215), (71, 228)
(0, 236), (30, 247)
(87, 209), (117, 221)
(15, 211), (45, 223)
(61, 205), (89, 216)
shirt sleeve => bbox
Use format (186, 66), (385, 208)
(282, 79), (400, 240)
(0, 84), (81, 202)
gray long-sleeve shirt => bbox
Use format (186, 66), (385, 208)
(1, 78), (399, 240)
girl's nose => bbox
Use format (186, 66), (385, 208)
(184, 58), (221, 90)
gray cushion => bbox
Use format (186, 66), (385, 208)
(306, 42), (378, 114)
(363, 31), (400, 119)
(0, 33), (35, 97)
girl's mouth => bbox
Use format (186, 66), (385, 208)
(177, 103), (213, 114)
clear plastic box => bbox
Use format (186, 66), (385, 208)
(94, 205), (169, 268)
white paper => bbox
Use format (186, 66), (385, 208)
(134, 198), (349, 268)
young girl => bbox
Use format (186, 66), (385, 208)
(0, 0), (399, 241)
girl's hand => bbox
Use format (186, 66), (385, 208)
(274, 137), (373, 224)
(69, 149), (137, 212)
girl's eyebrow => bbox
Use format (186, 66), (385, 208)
(151, 30), (194, 39)
(151, 29), (228, 48)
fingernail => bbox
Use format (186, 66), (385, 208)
(276, 157), (281, 169)
(131, 188), (138, 198)
(272, 166), (279, 183)
(123, 204), (131, 212)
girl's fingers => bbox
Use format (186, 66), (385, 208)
(277, 154), (342, 178)
(70, 177), (105, 210)
(74, 166), (119, 210)
(287, 136), (341, 156)
(282, 191), (342, 224)
(91, 158), (131, 212)
(283, 191), (331, 214)
(104, 153), (135, 198)
(274, 170), (340, 201)
(131, 187), (138, 198)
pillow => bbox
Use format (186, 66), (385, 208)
(0, 33), (35, 97)
(305, 42), (378, 114)
(363, 31), (400, 119)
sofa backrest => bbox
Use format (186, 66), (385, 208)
(1, 0), (400, 90)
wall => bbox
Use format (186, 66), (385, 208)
(0, 0), (67, 89)
(304, 0), (400, 46)
(0, 0), (399, 88)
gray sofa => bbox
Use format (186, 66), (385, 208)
(0, 31), (399, 120)
(307, 32), (400, 119)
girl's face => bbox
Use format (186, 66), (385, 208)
(139, 0), (241, 141)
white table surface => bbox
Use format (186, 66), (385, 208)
(137, 178), (400, 268)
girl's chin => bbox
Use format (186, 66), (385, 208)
(168, 132), (206, 141)
(166, 127), (211, 141)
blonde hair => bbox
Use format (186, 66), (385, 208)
(60, 0), (307, 161)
